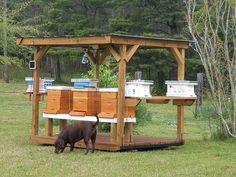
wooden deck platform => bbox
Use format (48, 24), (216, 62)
(30, 133), (184, 152)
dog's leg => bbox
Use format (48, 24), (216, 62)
(91, 132), (97, 153)
(70, 143), (74, 152)
(84, 139), (89, 155)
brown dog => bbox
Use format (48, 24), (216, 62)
(54, 116), (99, 154)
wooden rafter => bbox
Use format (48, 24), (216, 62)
(108, 45), (121, 62)
(34, 46), (49, 61)
(85, 50), (96, 64)
(98, 48), (110, 65)
(126, 45), (139, 62)
(169, 48), (184, 65)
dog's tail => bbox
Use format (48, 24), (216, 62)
(93, 115), (99, 128)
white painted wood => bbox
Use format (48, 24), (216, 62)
(42, 113), (136, 123)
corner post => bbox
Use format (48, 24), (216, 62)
(177, 49), (185, 142)
(32, 46), (49, 136)
(117, 45), (127, 146)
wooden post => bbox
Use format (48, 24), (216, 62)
(108, 44), (139, 145)
(110, 123), (117, 143)
(124, 123), (133, 143)
(45, 118), (53, 136)
(32, 46), (49, 136)
(170, 48), (186, 141)
(32, 54), (40, 135)
(59, 119), (67, 131)
(117, 45), (127, 146)
(177, 49), (185, 142)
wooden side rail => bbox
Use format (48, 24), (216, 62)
(42, 113), (136, 123)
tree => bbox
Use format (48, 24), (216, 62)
(2, 0), (9, 82)
(185, 0), (236, 138)
(0, 0), (41, 82)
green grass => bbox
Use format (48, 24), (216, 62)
(1, 81), (236, 177)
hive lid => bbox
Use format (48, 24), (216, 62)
(165, 80), (198, 85)
(71, 88), (97, 91)
(25, 77), (54, 81)
(71, 78), (99, 82)
(46, 86), (72, 90)
(126, 80), (154, 85)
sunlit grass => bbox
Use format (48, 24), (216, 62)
(1, 81), (236, 177)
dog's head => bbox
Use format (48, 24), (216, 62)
(54, 139), (65, 154)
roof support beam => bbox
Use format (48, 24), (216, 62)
(108, 45), (121, 62)
(126, 45), (139, 62)
(169, 48), (184, 65)
(34, 46), (49, 61)
(85, 48), (110, 79)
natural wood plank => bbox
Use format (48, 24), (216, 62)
(178, 49), (185, 80)
(177, 105), (184, 141)
(170, 48), (185, 80)
(30, 134), (183, 151)
(59, 119), (67, 131)
(126, 45), (139, 62)
(16, 35), (189, 49)
(110, 123), (117, 143)
(32, 47), (40, 135)
(125, 98), (141, 107)
(16, 36), (111, 46)
(98, 47), (110, 65)
(111, 35), (189, 49)
(124, 123), (133, 143)
(45, 118), (53, 136)
(169, 48), (184, 65)
(35, 46), (49, 61)
(117, 45), (127, 146)
(85, 50), (96, 64)
(173, 99), (195, 106)
(108, 45), (121, 62)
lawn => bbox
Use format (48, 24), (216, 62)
(0, 81), (236, 177)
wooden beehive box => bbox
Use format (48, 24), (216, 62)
(125, 98), (140, 117)
(43, 86), (72, 114)
(97, 88), (118, 118)
(69, 88), (97, 116)
(97, 88), (140, 118)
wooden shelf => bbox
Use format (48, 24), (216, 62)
(23, 92), (46, 101)
(43, 113), (136, 123)
(144, 96), (196, 106)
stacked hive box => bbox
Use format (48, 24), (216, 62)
(44, 87), (138, 118)
(69, 88), (97, 116)
(97, 88), (118, 118)
(43, 86), (72, 114)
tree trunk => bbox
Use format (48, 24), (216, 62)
(50, 56), (61, 82)
(56, 57), (61, 82)
(3, 0), (9, 83)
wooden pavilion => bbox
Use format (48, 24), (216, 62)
(17, 34), (196, 151)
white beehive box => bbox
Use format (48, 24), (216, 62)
(165, 80), (197, 97)
(25, 77), (54, 93)
(125, 80), (153, 98)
